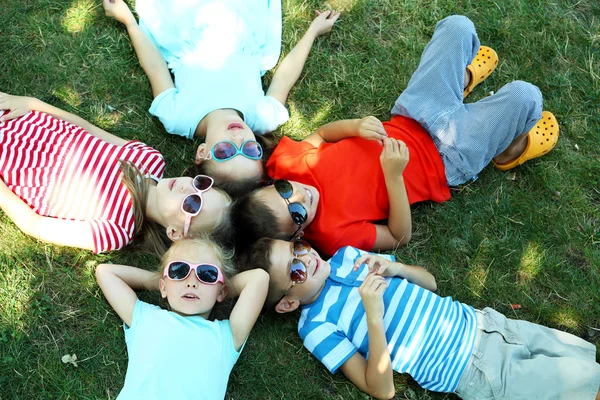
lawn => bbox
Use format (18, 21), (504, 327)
(1, 0), (599, 399)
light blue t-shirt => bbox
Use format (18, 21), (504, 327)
(298, 246), (477, 393)
(136, 0), (289, 139)
(117, 300), (242, 400)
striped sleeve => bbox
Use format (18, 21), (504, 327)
(89, 218), (134, 253)
(299, 320), (357, 374)
(123, 141), (166, 180)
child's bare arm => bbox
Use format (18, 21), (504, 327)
(354, 254), (437, 292)
(95, 264), (159, 326)
(266, 10), (340, 105)
(0, 93), (128, 146)
(0, 179), (96, 250)
(340, 273), (395, 400)
(376, 138), (411, 248)
(303, 116), (387, 147)
(228, 269), (270, 351)
(103, 0), (174, 98)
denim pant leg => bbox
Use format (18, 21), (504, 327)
(391, 15), (480, 130)
(438, 81), (543, 185)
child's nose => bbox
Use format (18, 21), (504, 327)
(291, 187), (307, 204)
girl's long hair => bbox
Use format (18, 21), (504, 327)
(119, 160), (170, 257)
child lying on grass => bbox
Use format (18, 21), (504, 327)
(238, 238), (600, 400)
(233, 15), (559, 255)
(96, 236), (269, 399)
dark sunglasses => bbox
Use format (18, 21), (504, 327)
(288, 239), (311, 284)
(162, 261), (225, 285)
(181, 175), (214, 237)
(274, 179), (308, 239)
(211, 140), (263, 162)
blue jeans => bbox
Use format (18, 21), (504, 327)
(392, 15), (543, 186)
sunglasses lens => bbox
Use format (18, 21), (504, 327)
(241, 141), (263, 158)
(294, 240), (311, 256)
(182, 194), (202, 214)
(290, 259), (308, 284)
(196, 264), (219, 284)
(193, 175), (213, 191)
(288, 203), (308, 225)
(168, 262), (191, 280)
(213, 141), (237, 160)
(274, 179), (293, 199)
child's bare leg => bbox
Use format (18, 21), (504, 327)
(464, 69), (471, 89)
(492, 133), (528, 164)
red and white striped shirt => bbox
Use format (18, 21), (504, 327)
(0, 110), (165, 253)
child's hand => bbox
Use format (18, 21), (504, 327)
(103, 0), (136, 26)
(380, 138), (409, 178)
(0, 93), (36, 122)
(309, 10), (341, 37)
(359, 271), (388, 321)
(353, 254), (399, 277)
(357, 116), (388, 145)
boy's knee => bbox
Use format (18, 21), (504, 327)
(502, 80), (543, 112)
(435, 15), (476, 38)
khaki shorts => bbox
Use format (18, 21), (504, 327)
(455, 307), (600, 400)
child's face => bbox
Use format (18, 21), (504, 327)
(155, 176), (230, 237)
(268, 239), (330, 309)
(197, 112), (264, 183)
(255, 181), (320, 238)
(159, 241), (226, 317)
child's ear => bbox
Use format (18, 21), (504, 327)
(216, 285), (228, 303)
(275, 297), (300, 314)
(195, 144), (212, 164)
(159, 278), (168, 299)
(166, 226), (184, 242)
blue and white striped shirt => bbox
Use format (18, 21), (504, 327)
(298, 246), (477, 393)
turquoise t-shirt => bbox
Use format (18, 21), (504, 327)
(137, 0), (289, 139)
(117, 300), (242, 400)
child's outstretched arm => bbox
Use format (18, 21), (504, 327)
(303, 116), (388, 147)
(95, 264), (159, 326)
(340, 272), (395, 400)
(0, 179), (96, 250)
(373, 138), (411, 250)
(0, 92), (128, 146)
(266, 10), (340, 105)
(227, 269), (270, 351)
(103, 0), (174, 98)
(353, 254), (437, 292)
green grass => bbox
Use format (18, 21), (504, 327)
(1, 0), (599, 399)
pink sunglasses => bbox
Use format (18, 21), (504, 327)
(163, 261), (225, 285)
(181, 175), (214, 237)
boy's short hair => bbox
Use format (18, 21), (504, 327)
(194, 161), (263, 199)
(232, 191), (285, 251)
(236, 237), (283, 309)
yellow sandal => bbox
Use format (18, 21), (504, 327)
(493, 111), (559, 171)
(464, 46), (499, 98)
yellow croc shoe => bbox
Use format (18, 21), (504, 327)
(464, 46), (499, 98)
(493, 111), (559, 171)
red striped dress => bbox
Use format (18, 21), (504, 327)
(0, 110), (165, 253)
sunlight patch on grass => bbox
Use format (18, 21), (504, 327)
(552, 309), (580, 330)
(53, 86), (82, 108)
(467, 262), (488, 298)
(0, 264), (34, 334)
(61, 0), (96, 33)
(516, 242), (544, 285)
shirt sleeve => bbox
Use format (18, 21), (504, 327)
(251, 95), (289, 134)
(217, 320), (244, 370)
(123, 141), (166, 181)
(89, 218), (134, 254)
(149, 88), (196, 139)
(299, 321), (358, 374)
(124, 300), (154, 345)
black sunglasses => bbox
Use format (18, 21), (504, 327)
(274, 180), (308, 240)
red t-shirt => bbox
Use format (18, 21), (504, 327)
(266, 116), (451, 256)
